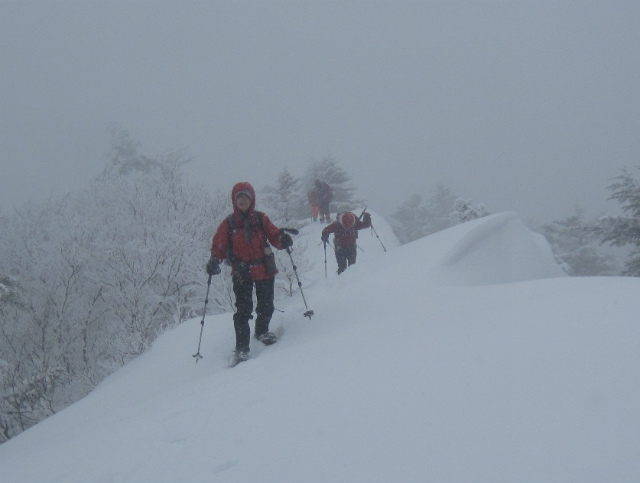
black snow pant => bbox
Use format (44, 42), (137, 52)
(335, 244), (357, 275)
(319, 200), (330, 221)
(232, 275), (275, 351)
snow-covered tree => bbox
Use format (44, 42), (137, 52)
(592, 167), (640, 276)
(102, 127), (192, 178)
(426, 184), (459, 233)
(0, 132), (231, 442)
(261, 168), (307, 223)
(0, 276), (23, 314)
(450, 198), (490, 224)
(389, 194), (432, 244)
(543, 207), (621, 276)
(0, 200), (102, 442)
(89, 140), (232, 358)
(390, 185), (462, 243)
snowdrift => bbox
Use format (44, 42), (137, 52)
(1, 211), (639, 483)
(373, 211), (566, 286)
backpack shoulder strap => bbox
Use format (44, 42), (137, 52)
(254, 211), (271, 247)
(254, 211), (265, 231)
(226, 214), (235, 239)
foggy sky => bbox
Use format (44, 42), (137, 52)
(2, 1), (639, 225)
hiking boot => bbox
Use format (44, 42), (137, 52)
(234, 347), (250, 361)
(230, 347), (250, 367)
(255, 332), (278, 346)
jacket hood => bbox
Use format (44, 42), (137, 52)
(231, 182), (256, 213)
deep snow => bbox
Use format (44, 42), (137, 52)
(1, 211), (639, 483)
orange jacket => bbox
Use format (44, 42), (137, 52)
(308, 189), (320, 206)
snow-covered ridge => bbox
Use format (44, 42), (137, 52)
(1, 210), (638, 483)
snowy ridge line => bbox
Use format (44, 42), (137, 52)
(2, 208), (639, 483)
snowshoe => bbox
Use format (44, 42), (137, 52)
(255, 332), (278, 346)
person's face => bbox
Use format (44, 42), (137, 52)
(235, 193), (251, 212)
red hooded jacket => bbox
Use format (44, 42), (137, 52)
(210, 182), (285, 281)
(322, 212), (371, 247)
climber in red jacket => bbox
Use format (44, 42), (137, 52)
(207, 181), (293, 364)
(321, 211), (371, 275)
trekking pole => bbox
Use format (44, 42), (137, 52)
(370, 223), (387, 252)
(285, 246), (314, 319)
(318, 239), (336, 251)
(356, 206), (378, 251)
(323, 241), (327, 278)
(193, 274), (212, 362)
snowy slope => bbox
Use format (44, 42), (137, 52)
(1, 210), (639, 483)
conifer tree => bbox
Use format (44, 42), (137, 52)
(261, 168), (306, 222)
(592, 167), (640, 276)
(427, 184), (460, 233)
(543, 207), (621, 276)
(390, 184), (461, 244)
(389, 194), (432, 244)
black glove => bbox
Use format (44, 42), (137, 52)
(362, 212), (372, 225)
(280, 233), (293, 248)
(321, 232), (329, 243)
(206, 257), (221, 276)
